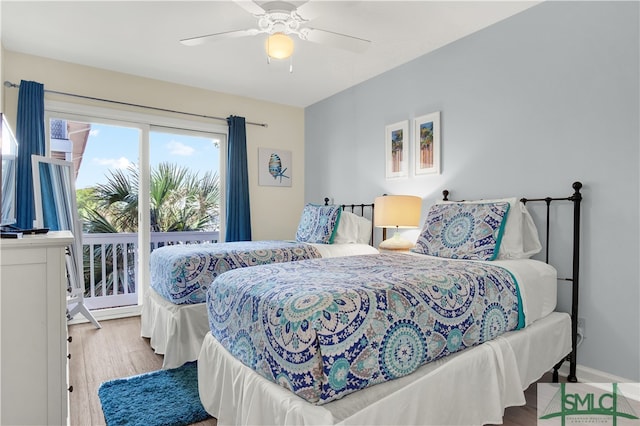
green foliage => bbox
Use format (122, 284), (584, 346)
(78, 162), (220, 233)
(76, 187), (99, 220)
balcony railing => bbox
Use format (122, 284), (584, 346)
(82, 231), (219, 310)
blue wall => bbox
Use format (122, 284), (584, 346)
(305, 1), (639, 380)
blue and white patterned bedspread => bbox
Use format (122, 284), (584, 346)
(207, 253), (523, 404)
(150, 240), (321, 304)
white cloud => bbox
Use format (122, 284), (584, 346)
(167, 140), (195, 156)
(93, 156), (132, 169)
(89, 129), (100, 137)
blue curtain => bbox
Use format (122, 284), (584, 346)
(225, 115), (252, 241)
(15, 80), (46, 229)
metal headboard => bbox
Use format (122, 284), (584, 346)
(324, 198), (375, 246)
(442, 182), (583, 383)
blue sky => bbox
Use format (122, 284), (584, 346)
(75, 123), (220, 189)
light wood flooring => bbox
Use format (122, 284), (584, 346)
(68, 316), (216, 426)
(69, 316), (561, 426)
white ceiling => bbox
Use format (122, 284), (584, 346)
(1, 1), (539, 108)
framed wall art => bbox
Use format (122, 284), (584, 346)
(258, 148), (292, 187)
(385, 120), (409, 179)
(414, 111), (441, 175)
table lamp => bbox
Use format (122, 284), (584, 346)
(374, 195), (422, 250)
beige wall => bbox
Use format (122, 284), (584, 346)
(1, 48), (305, 240)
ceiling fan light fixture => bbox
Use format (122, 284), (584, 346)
(266, 32), (294, 59)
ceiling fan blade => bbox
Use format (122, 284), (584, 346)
(233, 0), (266, 15)
(180, 29), (259, 46)
(304, 28), (371, 53)
(294, 1), (321, 20)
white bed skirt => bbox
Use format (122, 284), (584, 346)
(140, 288), (209, 369)
(198, 311), (571, 426)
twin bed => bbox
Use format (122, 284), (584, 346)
(141, 201), (378, 368)
(193, 183), (583, 425)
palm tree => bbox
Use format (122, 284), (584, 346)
(84, 162), (220, 232)
(79, 162), (220, 297)
(148, 162), (220, 232)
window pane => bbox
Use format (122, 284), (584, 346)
(150, 129), (221, 232)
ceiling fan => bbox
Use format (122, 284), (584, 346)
(179, 0), (371, 57)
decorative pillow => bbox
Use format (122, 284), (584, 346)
(295, 204), (342, 244)
(437, 197), (542, 260)
(333, 211), (373, 245)
(412, 202), (510, 261)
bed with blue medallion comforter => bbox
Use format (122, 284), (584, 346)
(206, 252), (524, 404)
(198, 194), (578, 425)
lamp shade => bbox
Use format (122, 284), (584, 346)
(266, 32), (294, 59)
(374, 195), (422, 228)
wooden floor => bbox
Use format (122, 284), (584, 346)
(69, 316), (559, 426)
(68, 316), (216, 426)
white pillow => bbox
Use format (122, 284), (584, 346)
(436, 197), (541, 259)
(355, 214), (373, 245)
(333, 211), (373, 245)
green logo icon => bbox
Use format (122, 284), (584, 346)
(539, 383), (639, 425)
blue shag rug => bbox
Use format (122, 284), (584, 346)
(98, 361), (211, 426)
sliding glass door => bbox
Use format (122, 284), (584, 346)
(45, 102), (226, 314)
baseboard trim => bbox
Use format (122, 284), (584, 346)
(68, 305), (141, 325)
(556, 363), (640, 401)
(558, 363), (634, 383)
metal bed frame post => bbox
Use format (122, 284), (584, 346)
(520, 182), (582, 383)
(568, 181), (582, 382)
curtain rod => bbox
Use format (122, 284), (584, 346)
(3, 80), (268, 128)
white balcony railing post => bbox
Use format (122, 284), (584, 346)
(81, 231), (219, 310)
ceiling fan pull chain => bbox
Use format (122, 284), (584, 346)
(289, 56), (293, 73)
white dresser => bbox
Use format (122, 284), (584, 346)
(0, 231), (73, 425)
